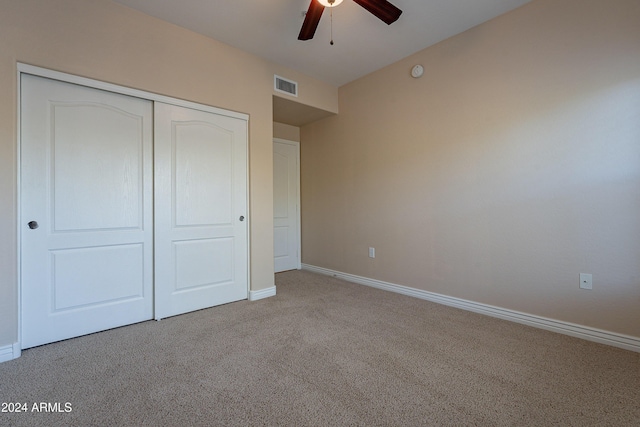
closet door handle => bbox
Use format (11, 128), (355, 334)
(28, 221), (39, 230)
(239, 216), (245, 222)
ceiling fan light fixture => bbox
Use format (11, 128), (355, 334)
(299, 0), (402, 41)
(317, 0), (344, 7)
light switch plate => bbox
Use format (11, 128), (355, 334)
(579, 273), (592, 290)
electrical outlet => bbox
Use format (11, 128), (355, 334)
(579, 273), (592, 290)
(368, 247), (375, 258)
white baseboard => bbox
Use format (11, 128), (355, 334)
(249, 286), (276, 301)
(302, 264), (640, 353)
(0, 343), (21, 363)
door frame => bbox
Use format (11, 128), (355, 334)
(16, 63), (250, 352)
(273, 138), (301, 271)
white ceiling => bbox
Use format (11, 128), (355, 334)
(112, 0), (531, 87)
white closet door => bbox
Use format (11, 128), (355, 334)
(21, 75), (154, 349)
(154, 102), (248, 319)
(273, 140), (300, 272)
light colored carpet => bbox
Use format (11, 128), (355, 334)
(1, 270), (638, 426)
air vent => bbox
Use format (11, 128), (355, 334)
(274, 75), (298, 97)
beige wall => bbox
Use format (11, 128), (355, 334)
(0, 0), (337, 348)
(301, 0), (640, 337)
(274, 122), (301, 142)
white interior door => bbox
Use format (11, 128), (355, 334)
(20, 75), (154, 349)
(273, 139), (300, 273)
(154, 102), (248, 319)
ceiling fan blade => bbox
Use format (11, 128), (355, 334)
(298, 0), (325, 41)
(352, 0), (402, 25)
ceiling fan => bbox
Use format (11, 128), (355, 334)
(298, 0), (403, 41)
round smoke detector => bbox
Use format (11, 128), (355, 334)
(411, 65), (424, 78)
